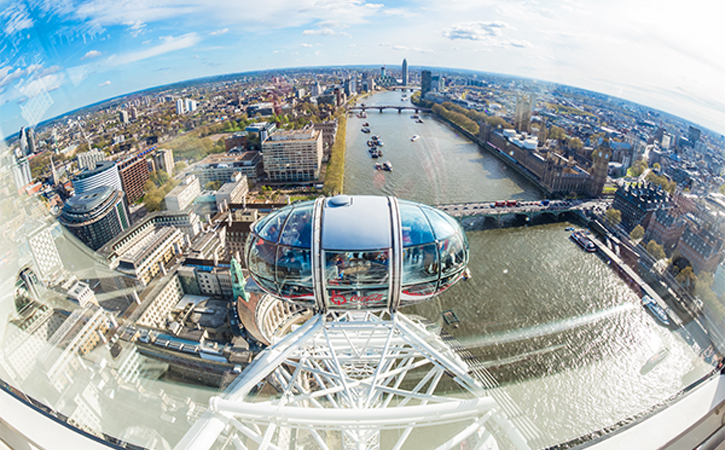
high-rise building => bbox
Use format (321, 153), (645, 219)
(18, 126), (29, 154)
(77, 149), (106, 171)
(129, 107), (138, 121)
(119, 110), (129, 124)
(688, 126), (701, 147)
(153, 148), (175, 175)
(176, 99), (185, 115)
(117, 154), (150, 203)
(401, 59), (408, 86)
(72, 160), (123, 196)
(421, 70), (432, 96)
(262, 129), (324, 182)
(12, 155), (32, 189)
(185, 98), (197, 113)
(26, 128), (36, 154)
(59, 186), (130, 251)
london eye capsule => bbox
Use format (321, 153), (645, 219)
(244, 195), (469, 312)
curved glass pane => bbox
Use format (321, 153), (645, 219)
(402, 243), (439, 284)
(400, 281), (438, 306)
(279, 283), (315, 305)
(421, 206), (458, 240)
(325, 250), (389, 287)
(399, 201), (435, 246)
(279, 203), (314, 248)
(248, 238), (277, 281)
(257, 209), (291, 243)
(439, 233), (467, 276)
(276, 246), (312, 284)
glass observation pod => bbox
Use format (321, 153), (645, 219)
(245, 195), (469, 311)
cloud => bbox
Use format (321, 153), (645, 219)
(123, 20), (146, 37)
(2, 3), (34, 35)
(82, 50), (102, 60)
(301, 43), (313, 48)
(210, 28), (229, 36)
(110, 33), (201, 65)
(99, 80), (111, 87)
(302, 28), (336, 36)
(443, 21), (511, 41)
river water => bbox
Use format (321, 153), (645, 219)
(343, 90), (715, 447)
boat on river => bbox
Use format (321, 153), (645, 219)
(570, 231), (596, 252)
(370, 149), (383, 158)
(642, 295), (670, 325)
(375, 161), (393, 171)
(361, 127), (370, 133)
(411, 135), (419, 141)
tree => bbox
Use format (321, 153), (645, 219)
(675, 265), (697, 291)
(630, 225), (645, 242)
(205, 180), (223, 190)
(653, 162), (661, 171)
(646, 240), (666, 260)
(605, 208), (621, 226)
(549, 126), (566, 141)
(567, 137), (583, 151)
(175, 161), (187, 172)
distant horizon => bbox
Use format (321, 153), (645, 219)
(3, 64), (722, 145)
(1, 0), (723, 136)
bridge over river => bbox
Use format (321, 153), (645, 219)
(436, 199), (611, 229)
(347, 105), (432, 114)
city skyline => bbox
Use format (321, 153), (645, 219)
(0, 0), (723, 136)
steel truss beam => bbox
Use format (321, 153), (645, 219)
(175, 312), (531, 450)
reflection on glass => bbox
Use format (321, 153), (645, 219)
(276, 246), (312, 283)
(399, 201), (435, 246)
(402, 243), (438, 284)
(279, 204), (314, 248)
(325, 250), (389, 286)
(257, 209), (290, 242)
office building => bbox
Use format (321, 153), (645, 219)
(165, 175), (202, 211)
(185, 98), (197, 113)
(71, 160), (123, 196)
(612, 182), (671, 231)
(118, 154), (150, 203)
(58, 186), (130, 251)
(421, 70), (432, 96)
(119, 110), (129, 124)
(76, 149), (106, 171)
(193, 152), (263, 184)
(225, 132), (248, 151)
(12, 155), (32, 190)
(176, 99), (185, 115)
(312, 120), (338, 150)
(215, 174), (248, 211)
(153, 148), (175, 175)
(401, 58), (408, 86)
(261, 129), (323, 182)
(676, 228), (724, 274)
(116, 227), (186, 285)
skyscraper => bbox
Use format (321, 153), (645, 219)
(12, 155), (32, 189)
(421, 70), (432, 96)
(119, 110), (129, 124)
(176, 99), (185, 115)
(401, 58), (408, 86)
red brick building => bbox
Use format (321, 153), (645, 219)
(118, 154), (150, 203)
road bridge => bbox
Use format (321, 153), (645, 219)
(348, 105), (431, 114)
(436, 199), (610, 229)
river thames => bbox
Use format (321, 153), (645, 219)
(343, 90), (715, 447)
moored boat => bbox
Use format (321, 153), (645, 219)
(570, 231), (596, 252)
(642, 296), (670, 325)
(411, 135), (419, 141)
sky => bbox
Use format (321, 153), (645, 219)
(1, 0), (724, 137)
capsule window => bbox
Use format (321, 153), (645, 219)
(279, 203), (314, 248)
(421, 206), (458, 240)
(401, 243), (439, 284)
(325, 250), (390, 287)
(248, 239), (277, 280)
(257, 209), (290, 242)
(276, 246), (312, 284)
